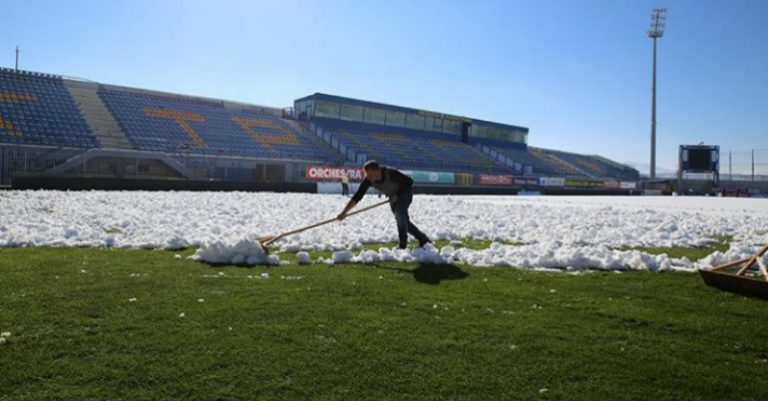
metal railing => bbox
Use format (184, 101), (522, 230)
(722, 149), (768, 182)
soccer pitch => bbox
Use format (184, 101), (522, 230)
(2, 192), (768, 400)
(1, 245), (768, 401)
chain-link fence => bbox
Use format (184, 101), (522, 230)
(721, 149), (768, 181)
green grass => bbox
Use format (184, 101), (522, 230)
(1, 246), (767, 401)
(614, 235), (733, 260)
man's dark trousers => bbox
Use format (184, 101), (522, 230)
(389, 187), (429, 249)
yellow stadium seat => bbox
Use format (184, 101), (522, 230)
(143, 108), (207, 148)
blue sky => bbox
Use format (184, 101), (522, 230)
(2, 0), (766, 172)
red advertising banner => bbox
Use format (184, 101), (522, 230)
(479, 174), (514, 185)
(603, 180), (620, 189)
(305, 166), (365, 182)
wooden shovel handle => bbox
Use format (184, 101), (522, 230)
(261, 199), (391, 247)
(710, 257), (752, 272)
(735, 242), (768, 276)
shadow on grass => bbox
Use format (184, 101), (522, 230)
(379, 263), (469, 285)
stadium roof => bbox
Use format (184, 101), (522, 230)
(295, 92), (529, 133)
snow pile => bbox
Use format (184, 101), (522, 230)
(326, 244), (448, 265)
(296, 251), (312, 264)
(412, 244), (448, 264)
(315, 242), (689, 271)
(1, 191), (767, 271)
(166, 235), (189, 250)
(190, 237), (279, 265)
(331, 250), (355, 264)
(696, 242), (766, 269)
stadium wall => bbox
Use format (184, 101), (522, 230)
(9, 176), (317, 192)
(8, 175), (637, 195)
(2, 144), (642, 194)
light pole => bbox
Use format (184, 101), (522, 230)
(648, 8), (667, 179)
(15, 46), (19, 70)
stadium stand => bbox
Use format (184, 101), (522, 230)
(539, 149), (639, 180)
(527, 147), (586, 177)
(472, 139), (638, 180)
(0, 68), (640, 189)
(0, 68), (97, 148)
(473, 139), (568, 176)
(98, 87), (338, 162)
(312, 118), (510, 174)
(469, 136), (576, 176)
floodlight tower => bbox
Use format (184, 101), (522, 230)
(648, 7), (667, 179)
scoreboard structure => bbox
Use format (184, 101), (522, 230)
(677, 145), (720, 194)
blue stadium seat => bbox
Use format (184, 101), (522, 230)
(98, 88), (338, 162)
(313, 118), (509, 174)
(1, 68), (638, 181)
(538, 149), (639, 180)
(478, 139), (638, 180)
(0, 68), (97, 148)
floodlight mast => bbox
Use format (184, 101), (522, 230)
(648, 8), (666, 179)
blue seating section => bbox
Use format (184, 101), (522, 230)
(0, 68), (97, 147)
(0, 68), (638, 181)
(98, 88), (337, 161)
(315, 118), (509, 174)
(488, 144), (565, 176)
(526, 147), (586, 176)
(471, 136), (638, 179)
(540, 149), (639, 180)
(468, 137), (575, 176)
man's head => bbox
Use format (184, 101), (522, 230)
(363, 160), (382, 181)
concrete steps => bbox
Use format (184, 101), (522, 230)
(64, 80), (133, 149)
(284, 119), (346, 163)
(543, 153), (593, 178)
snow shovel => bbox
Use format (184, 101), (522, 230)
(258, 199), (391, 250)
(699, 241), (768, 300)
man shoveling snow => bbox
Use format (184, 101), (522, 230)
(337, 160), (431, 250)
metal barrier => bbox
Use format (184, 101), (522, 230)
(0, 145), (84, 186)
(0, 144), (326, 187)
(722, 149), (768, 182)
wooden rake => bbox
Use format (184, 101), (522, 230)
(699, 241), (768, 300)
(257, 199), (391, 250)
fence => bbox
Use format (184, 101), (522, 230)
(0, 145), (302, 186)
(721, 149), (768, 182)
(0, 146), (84, 186)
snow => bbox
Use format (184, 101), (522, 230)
(1, 191), (767, 271)
(296, 251), (311, 264)
(331, 250), (355, 263)
(166, 236), (188, 250)
(189, 236), (279, 266)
